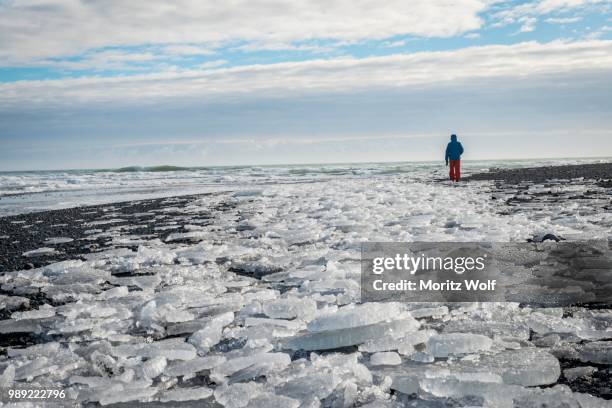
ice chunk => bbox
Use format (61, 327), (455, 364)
(310, 352), (372, 383)
(410, 306), (449, 319)
(86, 218), (126, 226)
(159, 387), (213, 402)
(142, 356), (167, 379)
(307, 303), (406, 333)
(262, 298), (317, 320)
(275, 371), (340, 402)
(358, 329), (434, 353)
(211, 352), (290, 381)
(0, 295), (30, 311)
(410, 351), (435, 363)
(244, 317), (304, 331)
(15, 357), (55, 380)
(189, 312), (235, 352)
(135, 245), (176, 265)
(166, 231), (207, 242)
(288, 318), (418, 351)
(41, 259), (84, 275)
(370, 352), (402, 366)
(513, 384), (611, 408)
(157, 304), (195, 323)
(22, 247), (57, 257)
(111, 274), (161, 290)
(214, 382), (264, 408)
(0, 365), (15, 387)
(90, 351), (121, 377)
(246, 393), (300, 408)
(418, 377), (523, 407)
(427, 333), (492, 357)
(233, 190), (263, 197)
(44, 237), (74, 244)
(460, 348), (560, 386)
(99, 387), (157, 406)
(113, 340), (197, 361)
(98, 286), (129, 300)
(325, 381), (360, 408)
(11, 305), (55, 320)
(164, 356), (226, 377)
(579, 341), (612, 364)
(534, 333), (561, 347)
(564, 366), (598, 381)
(7, 342), (60, 358)
(443, 319), (530, 340)
(0, 319), (42, 334)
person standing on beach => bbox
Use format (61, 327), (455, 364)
(445, 134), (464, 182)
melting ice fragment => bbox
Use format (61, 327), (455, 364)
(141, 356), (167, 379)
(159, 387), (213, 402)
(370, 352), (402, 366)
(358, 329), (434, 354)
(113, 339), (197, 361)
(262, 298), (317, 320)
(579, 341), (612, 364)
(306, 302), (406, 332)
(22, 247), (57, 257)
(214, 382), (264, 408)
(0, 365), (15, 387)
(458, 348), (561, 386)
(164, 356), (226, 377)
(44, 237), (74, 244)
(211, 352), (291, 382)
(246, 393), (300, 408)
(189, 311), (235, 352)
(287, 318), (419, 351)
(427, 333), (492, 358)
(166, 231), (207, 242)
(11, 305), (55, 320)
(564, 366), (598, 381)
(99, 387), (157, 406)
(275, 371), (340, 402)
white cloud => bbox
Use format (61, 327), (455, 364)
(9, 46), (220, 72)
(161, 45), (216, 56)
(1, 40), (611, 109)
(231, 42), (336, 54)
(197, 60), (227, 69)
(0, 0), (489, 64)
(492, 0), (609, 29)
(519, 17), (538, 32)
(545, 16), (583, 23)
(383, 40), (409, 48)
(537, 0), (602, 13)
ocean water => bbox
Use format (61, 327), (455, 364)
(0, 158), (607, 217)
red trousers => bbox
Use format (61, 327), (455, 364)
(449, 160), (460, 181)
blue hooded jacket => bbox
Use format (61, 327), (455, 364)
(445, 134), (464, 162)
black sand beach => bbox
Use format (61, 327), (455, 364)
(468, 162), (612, 186)
(0, 193), (233, 273)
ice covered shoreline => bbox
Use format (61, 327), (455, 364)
(0, 163), (611, 406)
(0, 159), (609, 217)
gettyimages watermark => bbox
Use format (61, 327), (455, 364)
(361, 241), (612, 305)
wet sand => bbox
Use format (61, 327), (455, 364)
(0, 193), (229, 273)
(468, 162), (612, 186)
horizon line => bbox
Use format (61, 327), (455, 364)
(1, 155), (610, 173)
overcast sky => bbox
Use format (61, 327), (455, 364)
(1, 0), (611, 170)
